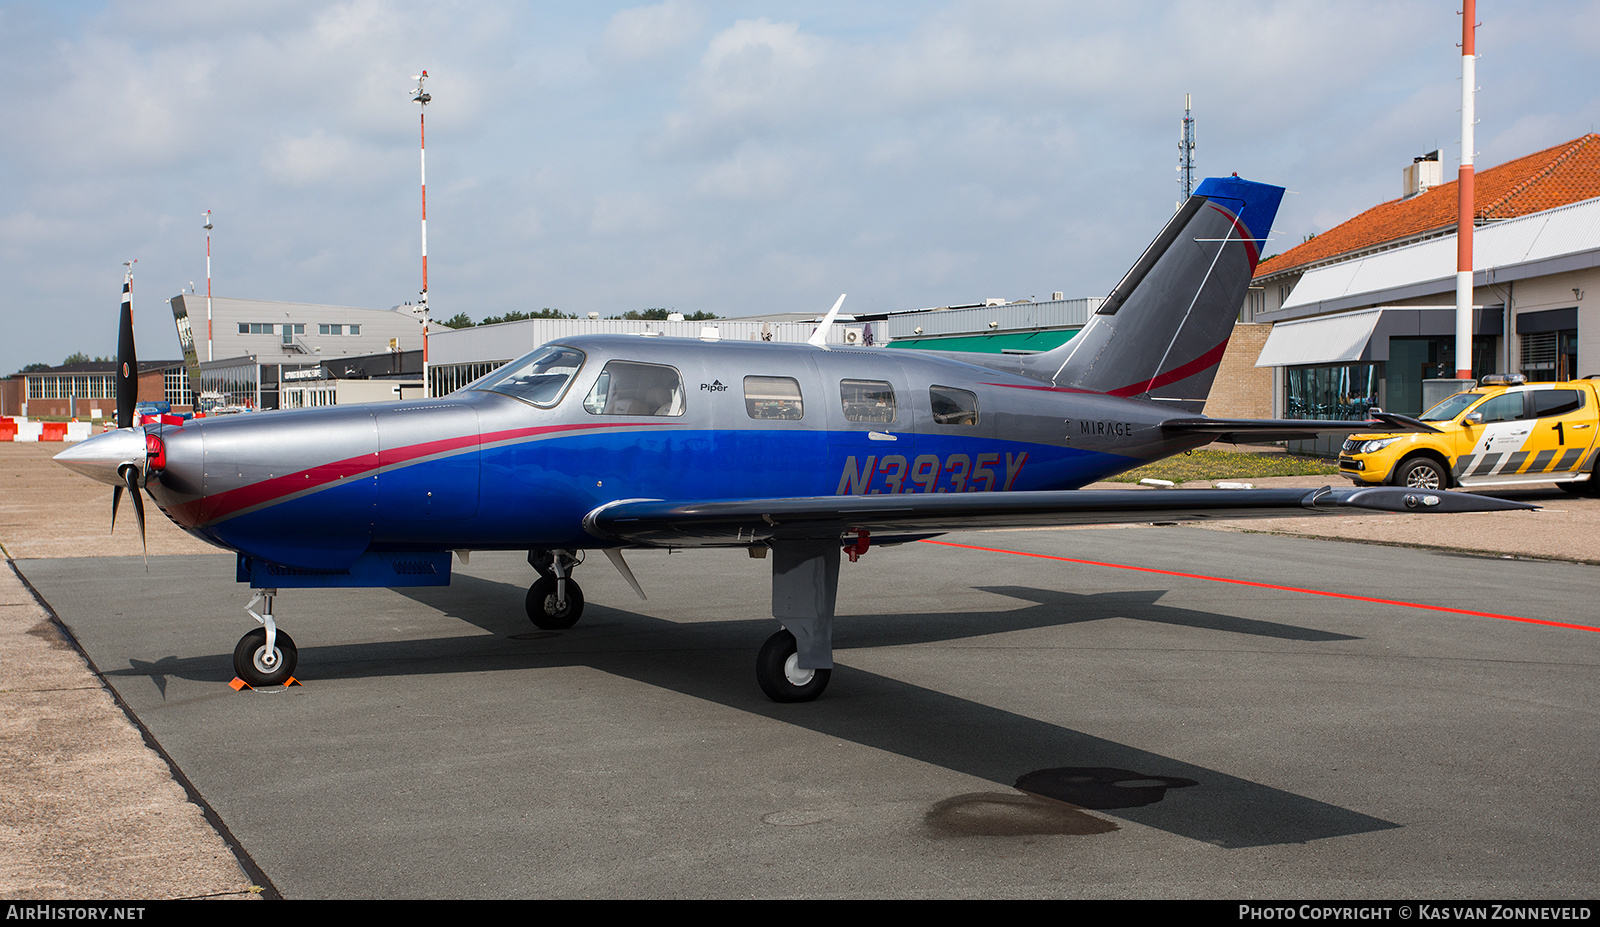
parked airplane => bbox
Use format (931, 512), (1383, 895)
(57, 176), (1533, 701)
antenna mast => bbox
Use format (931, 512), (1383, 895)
(1177, 93), (1196, 211)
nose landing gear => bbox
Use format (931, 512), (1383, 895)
(234, 589), (299, 687)
(526, 549), (585, 630)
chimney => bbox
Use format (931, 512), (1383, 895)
(1403, 149), (1443, 199)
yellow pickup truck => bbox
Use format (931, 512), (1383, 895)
(1339, 376), (1600, 493)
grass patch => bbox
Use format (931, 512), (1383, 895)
(1107, 449), (1340, 484)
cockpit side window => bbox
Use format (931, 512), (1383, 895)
(583, 361), (685, 416)
(469, 346), (585, 407)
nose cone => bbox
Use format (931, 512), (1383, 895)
(54, 427), (147, 487)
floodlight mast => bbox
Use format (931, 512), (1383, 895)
(413, 71), (431, 396)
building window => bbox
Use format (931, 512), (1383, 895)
(348, 324), (360, 335)
(164, 367), (190, 407)
(1285, 363), (1381, 420)
(1521, 330), (1578, 381)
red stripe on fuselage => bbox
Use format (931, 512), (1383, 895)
(169, 421), (642, 527)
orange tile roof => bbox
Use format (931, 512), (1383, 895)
(1255, 133), (1600, 279)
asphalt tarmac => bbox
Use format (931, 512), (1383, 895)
(14, 526), (1600, 899)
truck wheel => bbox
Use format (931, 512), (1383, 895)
(1395, 457), (1447, 491)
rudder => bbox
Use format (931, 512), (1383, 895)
(1033, 176), (1283, 411)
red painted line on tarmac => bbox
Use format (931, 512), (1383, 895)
(921, 539), (1600, 633)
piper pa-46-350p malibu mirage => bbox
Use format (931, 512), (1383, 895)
(58, 176), (1535, 701)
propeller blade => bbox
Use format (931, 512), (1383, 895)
(123, 466), (147, 565)
(111, 483), (123, 534)
(116, 269), (137, 429)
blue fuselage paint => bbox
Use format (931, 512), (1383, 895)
(142, 334), (1200, 571)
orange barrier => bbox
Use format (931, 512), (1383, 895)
(41, 422), (68, 441)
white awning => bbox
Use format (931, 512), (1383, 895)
(1254, 309), (1383, 367)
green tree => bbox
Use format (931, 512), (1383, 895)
(62, 352), (91, 365)
(610, 308), (720, 321)
(437, 312), (476, 329)
(478, 308), (576, 325)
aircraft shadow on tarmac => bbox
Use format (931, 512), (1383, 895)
(53, 561), (1394, 851)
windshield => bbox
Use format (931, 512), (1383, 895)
(1419, 391), (1483, 422)
(468, 345), (585, 407)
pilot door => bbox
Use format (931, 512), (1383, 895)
(811, 352), (919, 496)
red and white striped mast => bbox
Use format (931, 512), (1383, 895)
(1455, 0), (1477, 380)
(203, 210), (214, 362)
(412, 71), (432, 395)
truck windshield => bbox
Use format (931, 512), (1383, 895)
(469, 346), (585, 407)
(1419, 392), (1482, 422)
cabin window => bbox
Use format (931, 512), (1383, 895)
(583, 361), (685, 416)
(470, 345), (585, 407)
(744, 376), (803, 420)
(840, 379), (896, 424)
(929, 385), (979, 426)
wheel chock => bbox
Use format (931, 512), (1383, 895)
(229, 676), (303, 691)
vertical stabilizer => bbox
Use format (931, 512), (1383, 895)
(1027, 176), (1283, 412)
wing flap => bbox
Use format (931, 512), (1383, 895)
(1161, 412), (1439, 444)
(585, 486), (1535, 548)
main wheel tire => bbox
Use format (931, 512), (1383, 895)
(1395, 457), (1447, 491)
(756, 629), (831, 703)
(525, 576), (584, 630)
(233, 628), (297, 687)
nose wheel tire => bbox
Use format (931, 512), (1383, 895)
(233, 628), (297, 688)
(756, 629), (831, 703)
(526, 576), (584, 630)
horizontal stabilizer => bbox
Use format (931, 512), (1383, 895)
(584, 486), (1535, 548)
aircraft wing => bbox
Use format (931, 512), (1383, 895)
(583, 486), (1535, 548)
(1162, 412), (1439, 444)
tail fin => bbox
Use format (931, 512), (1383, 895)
(1027, 176), (1283, 411)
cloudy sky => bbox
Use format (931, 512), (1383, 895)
(3, 0), (1598, 374)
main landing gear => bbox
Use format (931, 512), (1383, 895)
(754, 536), (855, 703)
(234, 589), (298, 687)
(520, 538), (856, 703)
(756, 628), (832, 702)
(526, 549), (584, 630)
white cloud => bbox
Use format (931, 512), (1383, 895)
(596, 1), (705, 64)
